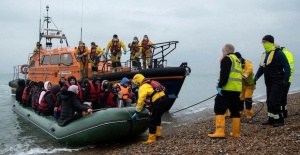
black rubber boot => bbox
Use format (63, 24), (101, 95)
(273, 114), (284, 127)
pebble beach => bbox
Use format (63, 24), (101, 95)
(63, 93), (300, 155)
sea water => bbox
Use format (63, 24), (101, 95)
(0, 73), (299, 154)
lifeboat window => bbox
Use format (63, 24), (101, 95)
(41, 55), (50, 65)
(60, 53), (73, 66)
(50, 54), (59, 65)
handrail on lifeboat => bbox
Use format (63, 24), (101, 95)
(126, 41), (178, 70)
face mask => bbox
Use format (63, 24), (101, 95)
(263, 43), (275, 52)
(133, 40), (138, 43)
(113, 38), (118, 42)
(143, 37), (148, 41)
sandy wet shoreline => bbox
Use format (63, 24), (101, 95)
(60, 93), (300, 155)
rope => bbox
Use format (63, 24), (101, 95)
(170, 94), (217, 114)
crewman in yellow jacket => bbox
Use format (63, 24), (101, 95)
(105, 34), (127, 73)
(208, 44), (242, 138)
(131, 74), (168, 143)
(75, 41), (89, 79)
(90, 42), (104, 76)
(141, 35), (153, 69)
(275, 43), (294, 118)
(128, 36), (142, 70)
(234, 52), (256, 120)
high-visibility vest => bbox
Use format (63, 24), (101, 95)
(282, 47), (294, 82)
(222, 54), (242, 91)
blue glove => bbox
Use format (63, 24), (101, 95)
(217, 88), (223, 96)
(123, 51), (127, 55)
(131, 113), (138, 120)
(105, 52), (108, 55)
(77, 54), (83, 58)
(137, 53), (141, 57)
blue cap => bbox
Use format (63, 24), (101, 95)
(120, 77), (129, 86)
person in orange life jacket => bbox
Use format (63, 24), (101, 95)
(105, 34), (127, 73)
(83, 77), (103, 109)
(115, 77), (133, 107)
(141, 35), (154, 69)
(57, 85), (93, 127)
(131, 74), (168, 144)
(75, 41), (89, 79)
(58, 77), (66, 88)
(208, 44), (242, 138)
(128, 36), (142, 70)
(21, 80), (35, 107)
(39, 85), (61, 116)
(16, 79), (26, 103)
(255, 35), (290, 127)
(61, 76), (83, 102)
(274, 43), (294, 118)
(90, 42), (104, 76)
(234, 52), (256, 120)
(31, 81), (44, 112)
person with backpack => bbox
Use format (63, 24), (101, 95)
(131, 73), (168, 144)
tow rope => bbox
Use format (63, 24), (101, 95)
(170, 94), (217, 114)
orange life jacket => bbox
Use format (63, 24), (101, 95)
(65, 82), (83, 100)
(142, 40), (150, 50)
(119, 85), (129, 100)
(39, 90), (56, 111)
(88, 81), (101, 102)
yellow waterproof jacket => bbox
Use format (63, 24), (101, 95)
(135, 83), (165, 112)
(242, 59), (255, 86)
(141, 40), (153, 53)
(282, 47), (294, 82)
(95, 46), (104, 57)
(105, 40), (126, 52)
(75, 46), (89, 61)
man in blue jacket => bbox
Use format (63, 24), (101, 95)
(255, 35), (290, 127)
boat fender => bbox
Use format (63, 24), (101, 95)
(20, 64), (29, 74)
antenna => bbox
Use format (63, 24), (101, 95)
(80, 0), (83, 41)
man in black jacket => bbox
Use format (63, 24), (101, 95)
(255, 35), (291, 127)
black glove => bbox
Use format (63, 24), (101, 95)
(254, 77), (258, 85)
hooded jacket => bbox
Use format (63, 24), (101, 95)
(57, 92), (88, 127)
(16, 79), (26, 103)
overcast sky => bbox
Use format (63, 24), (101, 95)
(0, 0), (299, 74)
